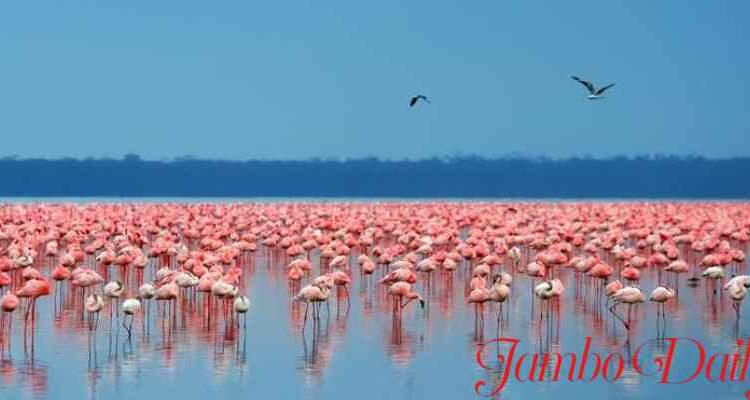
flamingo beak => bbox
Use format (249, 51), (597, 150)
(419, 299), (425, 309)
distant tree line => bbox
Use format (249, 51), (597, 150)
(0, 154), (747, 198)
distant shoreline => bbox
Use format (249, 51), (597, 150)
(1, 155), (748, 198)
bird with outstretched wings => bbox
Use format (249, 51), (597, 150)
(571, 76), (615, 98)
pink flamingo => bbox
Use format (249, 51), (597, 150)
(388, 281), (425, 318)
(16, 278), (52, 323)
(292, 283), (331, 328)
(608, 286), (644, 332)
(650, 285), (676, 336)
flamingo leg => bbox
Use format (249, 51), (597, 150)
(122, 314), (133, 339)
(343, 285), (350, 312)
(608, 303), (629, 331)
(24, 300), (33, 324)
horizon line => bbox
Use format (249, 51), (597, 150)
(1, 153), (747, 163)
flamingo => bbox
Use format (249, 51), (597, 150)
(1, 293), (19, 345)
(664, 260), (689, 293)
(1, 293), (19, 313)
(154, 282), (179, 321)
(16, 278), (51, 322)
(138, 282), (156, 327)
(292, 283), (330, 328)
(234, 295), (250, 329)
(533, 279), (563, 334)
(103, 280), (125, 321)
(468, 287), (490, 324)
(84, 294), (105, 331)
(650, 286), (676, 337)
(702, 266), (726, 295)
(121, 298), (141, 338)
(724, 276), (750, 324)
(328, 270), (351, 309)
(388, 281), (424, 316)
(609, 287), (645, 331)
(488, 274), (510, 325)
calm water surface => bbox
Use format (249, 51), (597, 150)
(0, 199), (748, 400)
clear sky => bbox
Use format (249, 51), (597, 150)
(0, 2), (748, 160)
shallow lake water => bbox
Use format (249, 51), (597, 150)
(0, 200), (748, 400)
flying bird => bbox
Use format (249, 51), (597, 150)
(571, 76), (615, 100)
(410, 95), (430, 107)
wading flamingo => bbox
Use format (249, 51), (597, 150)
(84, 294), (105, 331)
(724, 275), (750, 324)
(488, 274), (510, 325)
(650, 286), (676, 337)
(702, 266), (726, 295)
(234, 296), (250, 329)
(121, 298), (141, 338)
(609, 287), (645, 332)
(103, 280), (125, 321)
(292, 283), (331, 328)
(16, 278), (52, 322)
(1, 293), (19, 346)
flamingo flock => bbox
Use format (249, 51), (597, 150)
(0, 202), (748, 369)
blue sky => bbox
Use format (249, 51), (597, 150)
(0, 2), (748, 160)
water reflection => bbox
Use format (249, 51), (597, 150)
(299, 316), (335, 385)
(387, 315), (418, 370)
(0, 209), (748, 400)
